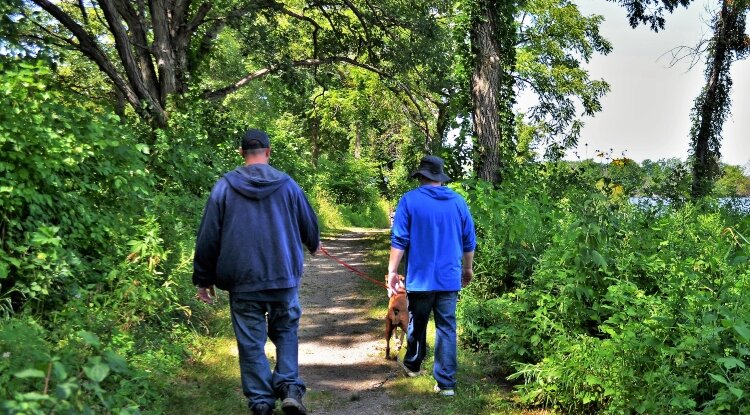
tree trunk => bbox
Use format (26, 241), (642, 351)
(31, 0), (211, 129)
(469, 0), (518, 184)
(690, 0), (748, 198)
(470, 0), (510, 184)
(309, 115), (321, 167)
(354, 124), (362, 159)
(431, 100), (449, 155)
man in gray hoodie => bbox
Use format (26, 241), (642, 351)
(193, 129), (320, 415)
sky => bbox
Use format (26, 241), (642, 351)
(564, 0), (750, 166)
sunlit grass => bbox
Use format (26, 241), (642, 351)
(163, 306), (251, 415)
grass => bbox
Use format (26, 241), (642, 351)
(164, 306), (251, 415)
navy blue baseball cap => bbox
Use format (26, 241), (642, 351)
(241, 129), (270, 150)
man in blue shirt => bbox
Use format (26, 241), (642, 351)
(387, 155), (476, 397)
(193, 129), (320, 415)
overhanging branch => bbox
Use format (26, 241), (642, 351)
(203, 55), (432, 141)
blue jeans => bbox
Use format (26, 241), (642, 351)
(229, 292), (305, 408)
(402, 291), (458, 389)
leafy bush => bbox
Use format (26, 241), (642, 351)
(0, 319), (154, 414)
(339, 198), (390, 228)
(0, 59), (150, 312)
(317, 155), (381, 207)
(460, 164), (750, 413)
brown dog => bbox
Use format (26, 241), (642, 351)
(385, 275), (408, 360)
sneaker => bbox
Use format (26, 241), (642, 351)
(398, 359), (421, 377)
(280, 384), (307, 415)
(250, 403), (273, 415)
(434, 384), (455, 397)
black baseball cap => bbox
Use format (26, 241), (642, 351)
(241, 129), (270, 150)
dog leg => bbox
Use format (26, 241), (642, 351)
(396, 327), (405, 354)
(385, 319), (393, 359)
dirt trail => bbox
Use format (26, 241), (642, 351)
(296, 229), (400, 414)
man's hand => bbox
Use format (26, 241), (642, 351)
(461, 268), (474, 288)
(387, 271), (405, 297)
(197, 286), (216, 304)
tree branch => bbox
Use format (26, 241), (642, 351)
(172, 0), (192, 36)
(205, 54), (432, 141)
(30, 0), (147, 120)
(268, 0), (323, 31)
(186, 2), (212, 33)
(99, 0), (167, 125)
(110, 0), (161, 99)
(192, 5), (251, 72)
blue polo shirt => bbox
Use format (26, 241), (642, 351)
(391, 185), (476, 292)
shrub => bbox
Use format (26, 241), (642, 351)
(459, 163), (750, 413)
(0, 60), (150, 313)
(0, 319), (155, 414)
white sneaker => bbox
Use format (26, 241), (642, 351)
(434, 384), (455, 397)
(398, 359), (421, 377)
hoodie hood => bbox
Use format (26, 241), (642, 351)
(417, 185), (458, 200)
(224, 164), (290, 200)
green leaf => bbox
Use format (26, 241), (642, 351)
(79, 330), (101, 348)
(135, 143), (150, 154)
(14, 368), (46, 378)
(585, 375), (602, 386)
(718, 356), (746, 370)
(17, 391), (48, 401)
(729, 386), (744, 399)
(709, 373), (729, 385)
(55, 382), (78, 399)
(734, 324), (750, 342)
(83, 362), (110, 383)
(104, 350), (129, 373)
(591, 249), (607, 269)
(52, 361), (68, 380)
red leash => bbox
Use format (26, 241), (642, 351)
(319, 246), (389, 289)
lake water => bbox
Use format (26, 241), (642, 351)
(629, 197), (750, 214)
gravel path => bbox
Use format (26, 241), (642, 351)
(296, 230), (401, 414)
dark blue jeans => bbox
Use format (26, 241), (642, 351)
(402, 291), (458, 389)
(229, 292), (305, 408)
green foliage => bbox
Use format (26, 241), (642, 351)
(0, 59), (150, 311)
(0, 319), (152, 414)
(317, 155), (381, 207)
(640, 158), (692, 202)
(338, 199), (391, 229)
(459, 176), (558, 299)
(460, 166), (750, 413)
(515, 0), (612, 156)
(714, 164), (750, 197)
(310, 189), (389, 231)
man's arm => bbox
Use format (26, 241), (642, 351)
(193, 186), (223, 300)
(387, 247), (405, 296)
(461, 251), (475, 288)
(296, 188), (320, 254)
(460, 198), (477, 288)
